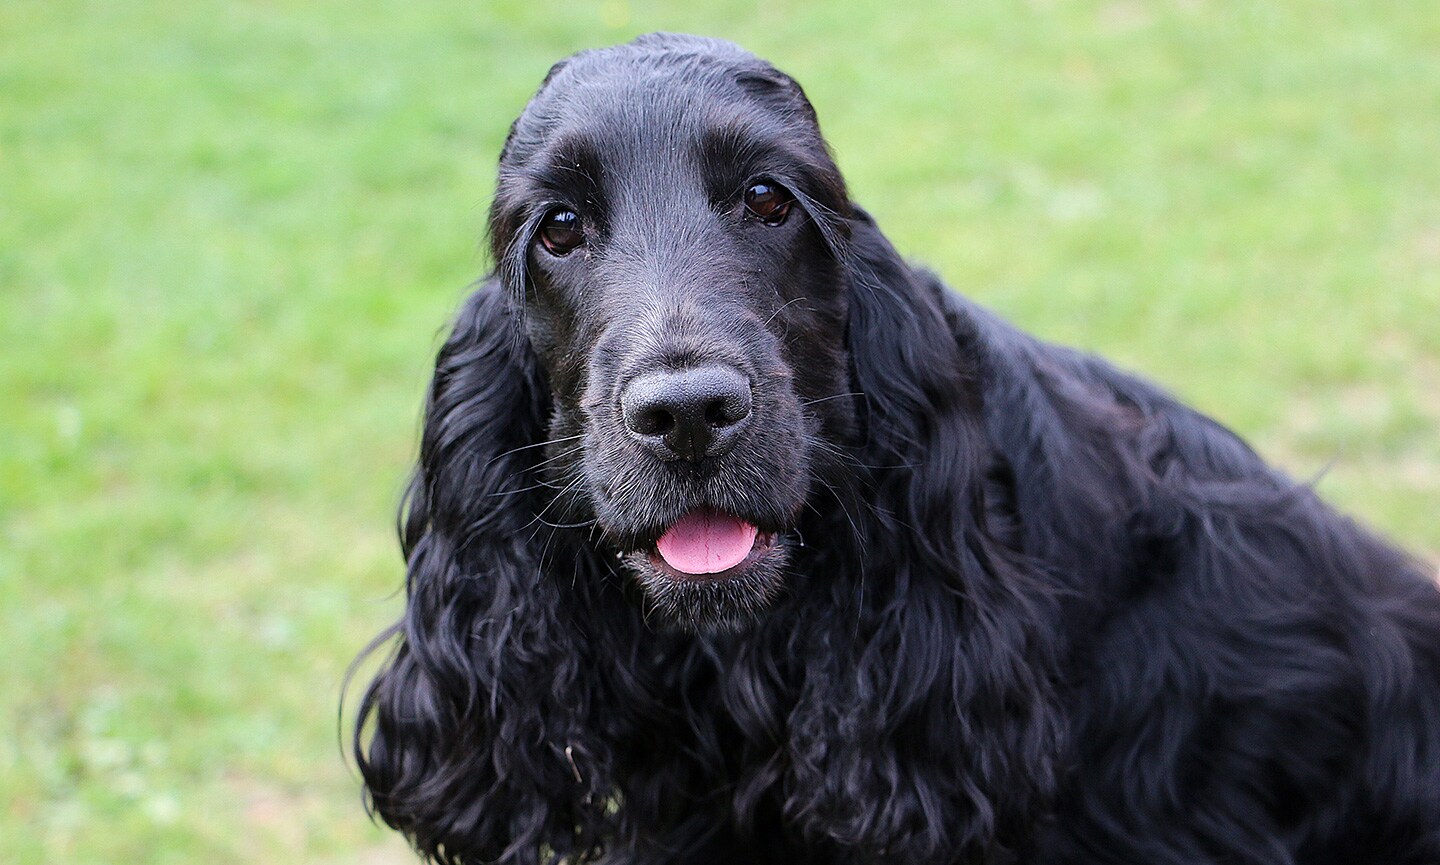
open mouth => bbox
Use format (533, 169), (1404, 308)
(617, 507), (791, 631)
(649, 508), (778, 580)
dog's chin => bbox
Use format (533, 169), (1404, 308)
(620, 538), (789, 634)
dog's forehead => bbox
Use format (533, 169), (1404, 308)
(544, 35), (774, 111)
(503, 38), (814, 175)
(528, 69), (756, 158)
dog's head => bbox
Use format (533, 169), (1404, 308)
(359, 37), (1059, 863)
(488, 34), (860, 630)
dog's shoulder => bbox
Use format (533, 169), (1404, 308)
(933, 281), (1271, 507)
(933, 278), (1439, 607)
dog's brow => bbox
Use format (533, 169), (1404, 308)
(698, 123), (812, 197)
(699, 123), (780, 169)
(532, 138), (604, 196)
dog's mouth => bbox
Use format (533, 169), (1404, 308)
(650, 508), (779, 580)
(610, 505), (791, 632)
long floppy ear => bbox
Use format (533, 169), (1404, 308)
(352, 282), (614, 864)
(839, 207), (992, 501)
(776, 209), (1064, 860)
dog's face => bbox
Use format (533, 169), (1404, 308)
(487, 36), (856, 630)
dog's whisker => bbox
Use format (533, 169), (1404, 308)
(810, 472), (863, 546)
(531, 516), (597, 530)
(799, 391), (864, 407)
(488, 447), (586, 500)
(486, 472), (577, 498)
(483, 433), (586, 469)
(763, 296), (812, 328)
(802, 426), (921, 472)
(525, 472), (589, 531)
(528, 444), (586, 472)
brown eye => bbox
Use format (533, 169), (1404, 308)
(538, 208), (583, 255)
(743, 181), (793, 225)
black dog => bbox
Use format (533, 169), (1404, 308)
(354, 34), (1440, 864)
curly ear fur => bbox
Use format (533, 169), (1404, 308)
(753, 209), (1063, 861)
(354, 283), (626, 864)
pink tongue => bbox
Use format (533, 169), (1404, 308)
(656, 510), (759, 575)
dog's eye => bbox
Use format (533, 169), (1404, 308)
(743, 182), (793, 226)
(538, 208), (584, 256)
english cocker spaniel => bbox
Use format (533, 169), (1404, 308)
(354, 34), (1440, 865)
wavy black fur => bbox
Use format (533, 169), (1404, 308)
(354, 34), (1440, 865)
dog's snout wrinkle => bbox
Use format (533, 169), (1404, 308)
(620, 364), (752, 462)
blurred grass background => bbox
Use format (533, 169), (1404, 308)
(2, 0), (1437, 861)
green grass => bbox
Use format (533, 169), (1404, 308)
(3, 1), (1437, 861)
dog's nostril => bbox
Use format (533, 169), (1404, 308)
(635, 408), (676, 436)
(705, 397), (747, 428)
(705, 400), (729, 427)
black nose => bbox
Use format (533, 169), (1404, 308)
(621, 365), (753, 462)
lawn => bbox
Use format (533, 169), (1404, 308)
(2, 1), (1436, 862)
